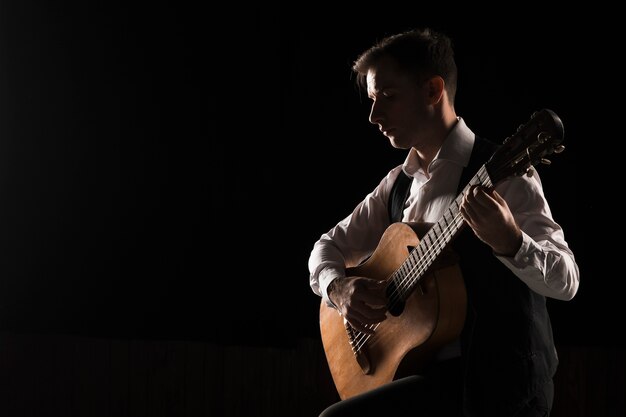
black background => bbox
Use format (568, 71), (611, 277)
(0, 2), (618, 348)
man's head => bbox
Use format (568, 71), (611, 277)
(352, 28), (458, 151)
(353, 28), (457, 105)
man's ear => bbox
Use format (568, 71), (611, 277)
(425, 76), (445, 105)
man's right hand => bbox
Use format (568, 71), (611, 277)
(328, 276), (388, 334)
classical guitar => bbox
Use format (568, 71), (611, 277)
(319, 109), (565, 400)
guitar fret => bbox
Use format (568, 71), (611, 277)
(402, 261), (411, 277)
(423, 235), (434, 254)
(413, 247), (425, 269)
(434, 223), (444, 238)
(442, 211), (450, 226)
(451, 198), (461, 214)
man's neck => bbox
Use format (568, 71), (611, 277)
(415, 109), (458, 174)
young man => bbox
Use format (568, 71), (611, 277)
(308, 28), (579, 417)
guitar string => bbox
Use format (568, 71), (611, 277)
(351, 166), (493, 353)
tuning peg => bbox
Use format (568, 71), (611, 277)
(537, 132), (551, 143)
(526, 168), (534, 177)
(541, 158), (552, 165)
(554, 145), (565, 153)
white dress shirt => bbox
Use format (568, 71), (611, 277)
(308, 118), (580, 308)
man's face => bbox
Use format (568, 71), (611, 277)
(366, 57), (430, 150)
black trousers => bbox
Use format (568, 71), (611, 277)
(318, 358), (554, 417)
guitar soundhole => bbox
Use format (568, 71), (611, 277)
(386, 281), (405, 316)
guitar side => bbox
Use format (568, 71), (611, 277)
(319, 222), (467, 400)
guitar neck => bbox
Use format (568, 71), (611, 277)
(392, 164), (493, 300)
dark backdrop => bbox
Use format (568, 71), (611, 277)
(0, 2), (617, 348)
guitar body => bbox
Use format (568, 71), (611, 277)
(319, 222), (467, 400)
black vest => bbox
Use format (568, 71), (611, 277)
(388, 136), (558, 417)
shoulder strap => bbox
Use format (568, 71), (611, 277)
(388, 169), (412, 224)
(387, 136), (500, 224)
(457, 135), (500, 194)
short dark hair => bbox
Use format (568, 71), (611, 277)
(352, 28), (458, 104)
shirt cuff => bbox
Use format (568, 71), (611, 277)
(319, 266), (345, 308)
(495, 231), (545, 278)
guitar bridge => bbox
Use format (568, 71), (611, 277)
(345, 322), (372, 375)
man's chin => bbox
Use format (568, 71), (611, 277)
(389, 138), (410, 150)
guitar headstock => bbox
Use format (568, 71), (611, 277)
(486, 109), (564, 184)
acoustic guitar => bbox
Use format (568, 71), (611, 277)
(319, 109), (565, 399)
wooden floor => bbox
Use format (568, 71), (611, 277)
(0, 332), (623, 417)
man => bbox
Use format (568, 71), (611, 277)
(308, 28), (579, 417)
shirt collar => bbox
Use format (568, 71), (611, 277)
(402, 117), (475, 178)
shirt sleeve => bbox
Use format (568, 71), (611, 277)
(494, 168), (580, 300)
(308, 167), (402, 306)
